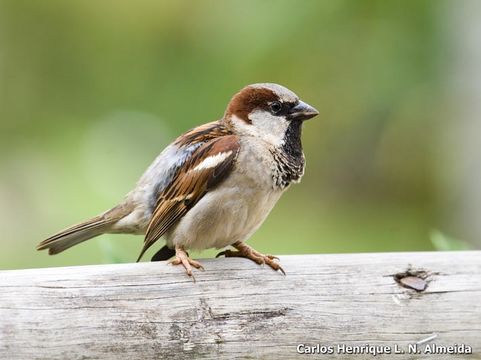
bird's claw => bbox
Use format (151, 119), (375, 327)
(215, 250), (227, 258)
(168, 246), (204, 281)
(216, 242), (285, 275)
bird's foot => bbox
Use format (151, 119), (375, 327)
(168, 246), (204, 280)
(216, 241), (285, 275)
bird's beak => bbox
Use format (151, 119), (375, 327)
(287, 100), (319, 121)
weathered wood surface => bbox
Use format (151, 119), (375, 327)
(1, 251), (480, 359)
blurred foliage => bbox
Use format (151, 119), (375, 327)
(0, 0), (466, 270)
(430, 230), (471, 251)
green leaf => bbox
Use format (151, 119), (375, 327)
(430, 230), (471, 251)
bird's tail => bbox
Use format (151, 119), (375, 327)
(37, 205), (130, 255)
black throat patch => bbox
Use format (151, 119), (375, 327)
(270, 120), (306, 189)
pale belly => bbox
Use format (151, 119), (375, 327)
(165, 177), (283, 250)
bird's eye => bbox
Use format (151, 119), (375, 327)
(269, 101), (282, 115)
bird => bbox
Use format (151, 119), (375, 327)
(37, 83), (319, 278)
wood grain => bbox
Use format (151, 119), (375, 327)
(1, 251), (480, 359)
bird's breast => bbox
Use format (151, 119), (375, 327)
(166, 161), (284, 250)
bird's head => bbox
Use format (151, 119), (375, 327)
(224, 83), (318, 147)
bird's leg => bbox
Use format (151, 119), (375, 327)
(216, 241), (285, 275)
(168, 245), (204, 279)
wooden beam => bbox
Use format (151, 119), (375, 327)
(1, 251), (480, 359)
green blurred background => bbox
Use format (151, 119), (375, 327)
(0, 0), (478, 270)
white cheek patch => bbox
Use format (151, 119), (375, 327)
(248, 110), (289, 147)
(192, 151), (232, 171)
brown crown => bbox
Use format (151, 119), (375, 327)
(224, 86), (278, 124)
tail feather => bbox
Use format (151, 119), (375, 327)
(37, 205), (132, 255)
(37, 216), (112, 255)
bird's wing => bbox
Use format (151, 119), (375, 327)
(136, 121), (231, 199)
(136, 134), (240, 261)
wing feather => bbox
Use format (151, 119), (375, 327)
(136, 134), (240, 261)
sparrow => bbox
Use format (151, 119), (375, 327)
(37, 83), (319, 278)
